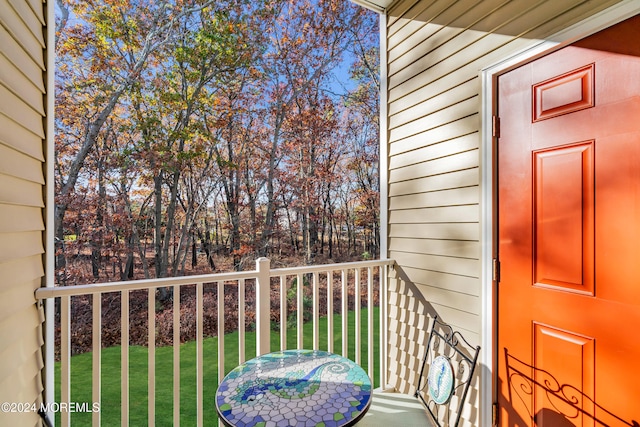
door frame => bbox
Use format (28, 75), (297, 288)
(479, 1), (640, 425)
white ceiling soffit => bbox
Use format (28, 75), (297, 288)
(349, 0), (394, 13)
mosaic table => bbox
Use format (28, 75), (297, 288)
(216, 349), (372, 427)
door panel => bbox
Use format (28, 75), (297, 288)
(533, 324), (595, 427)
(497, 15), (640, 427)
(532, 64), (594, 122)
(533, 142), (594, 294)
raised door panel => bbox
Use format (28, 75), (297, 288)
(533, 142), (594, 294)
(533, 324), (595, 427)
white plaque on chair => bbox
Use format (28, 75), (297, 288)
(428, 355), (454, 404)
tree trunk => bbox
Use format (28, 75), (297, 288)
(191, 230), (197, 269)
(197, 224), (216, 271)
(259, 113), (283, 258)
(92, 150), (107, 279)
(153, 172), (164, 278)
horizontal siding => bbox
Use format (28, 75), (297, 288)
(388, 0), (467, 54)
(0, 231), (44, 264)
(8, 0), (45, 30)
(389, 0), (542, 78)
(0, 24), (45, 91)
(0, 351), (44, 399)
(386, 0), (420, 31)
(389, 77), (477, 126)
(0, 307), (44, 376)
(0, 277), (42, 324)
(389, 222), (478, 241)
(423, 302), (481, 341)
(0, 254), (45, 284)
(0, 85), (45, 134)
(0, 0), (45, 51)
(0, 53), (45, 113)
(0, 372), (43, 427)
(0, 305), (44, 424)
(389, 95), (479, 142)
(0, 173), (46, 207)
(390, 169), (478, 197)
(0, 204), (45, 233)
(389, 0), (504, 67)
(398, 266), (480, 296)
(390, 250), (479, 277)
(390, 150), (478, 182)
(389, 237), (479, 258)
(0, 351), (44, 421)
(389, 205), (479, 223)
(383, 0), (623, 405)
(0, 0), (46, 424)
(0, 143), (45, 183)
(26, 0), (45, 24)
(389, 186), (479, 210)
(0, 113), (45, 158)
(389, 116), (478, 156)
(390, 132), (478, 168)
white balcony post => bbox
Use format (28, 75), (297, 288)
(256, 257), (271, 356)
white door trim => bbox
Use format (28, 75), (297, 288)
(479, 1), (640, 425)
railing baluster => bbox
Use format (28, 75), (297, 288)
(196, 282), (204, 427)
(312, 271), (319, 350)
(380, 264), (388, 389)
(355, 268), (361, 365)
(367, 267), (374, 380)
(122, 290), (130, 427)
(148, 288), (156, 426)
(92, 293), (101, 426)
(341, 269), (348, 358)
(297, 273), (303, 349)
(280, 275), (287, 351)
(238, 279), (245, 364)
(173, 285), (180, 427)
(255, 258), (271, 356)
(327, 271), (333, 353)
(60, 295), (70, 427)
(217, 281), (225, 383)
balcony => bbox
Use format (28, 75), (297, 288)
(35, 258), (394, 426)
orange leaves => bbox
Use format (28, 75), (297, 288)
(54, 0), (381, 280)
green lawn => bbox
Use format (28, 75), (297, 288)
(55, 308), (380, 426)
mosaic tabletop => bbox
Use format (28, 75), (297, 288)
(216, 349), (372, 427)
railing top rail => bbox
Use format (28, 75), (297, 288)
(35, 270), (259, 299)
(269, 258), (394, 276)
(35, 258), (395, 299)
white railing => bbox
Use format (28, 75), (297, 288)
(35, 258), (394, 427)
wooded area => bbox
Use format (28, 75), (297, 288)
(54, 0), (380, 285)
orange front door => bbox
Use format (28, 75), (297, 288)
(497, 16), (640, 427)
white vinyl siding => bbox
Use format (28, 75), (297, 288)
(382, 0), (623, 411)
(0, 0), (47, 425)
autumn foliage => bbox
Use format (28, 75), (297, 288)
(54, 0), (381, 286)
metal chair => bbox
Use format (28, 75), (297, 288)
(357, 315), (481, 427)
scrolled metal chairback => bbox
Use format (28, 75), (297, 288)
(414, 315), (481, 427)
